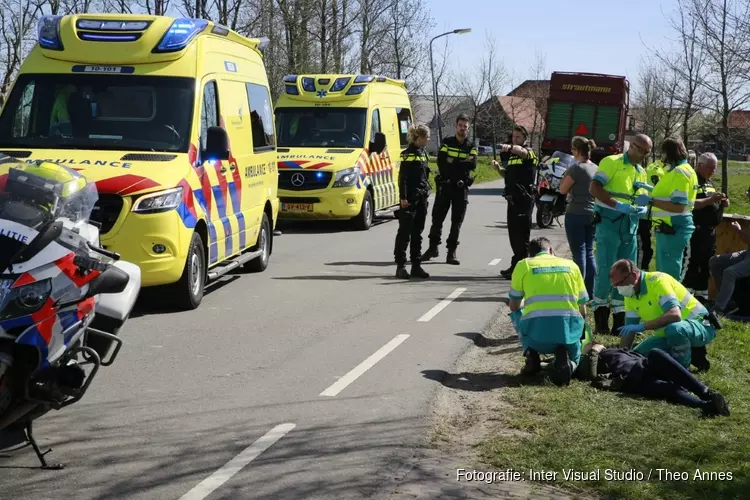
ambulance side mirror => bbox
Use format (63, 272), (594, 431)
(202, 126), (230, 161)
(370, 132), (386, 154)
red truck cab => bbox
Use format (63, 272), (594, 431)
(541, 72), (630, 164)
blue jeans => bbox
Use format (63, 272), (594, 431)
(565, 212), (596, 298)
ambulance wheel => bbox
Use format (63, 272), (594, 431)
(352, 190), (373, 230)
(245, 213), (271, 273)
(171, 232), (205, 310)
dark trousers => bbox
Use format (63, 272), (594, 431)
(565, 213), (596, 298)
(427, 184), (468, 250)
(507, 196), (533, 269)
(637, 219), (653, 270)
(633, 349), (709, 409)
(682, 226), (716, 295)
(394, 197), (428, 266)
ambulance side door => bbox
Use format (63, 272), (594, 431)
(379, 107), (402, 209)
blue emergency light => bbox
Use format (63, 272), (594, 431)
(354, 75), (376, 83)
(346, 85), (366, 96)
(285, 85), (299, 95)
(301, 77), (316, 92)
(153, 18), (208, 53)
(330, 77), (350, 92)
(316, 172), (324, 179)
(38, 15), (64, 51)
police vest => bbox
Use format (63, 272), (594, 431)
(650, 160), (698, 226)
(693, 176), (723, 228)
(624, 271), (708, 338)
(509, 252), (588, 345)
(593, 153), (647, 217)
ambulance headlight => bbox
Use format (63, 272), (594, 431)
(132, 187), (183, 214)
(333, 167), (360, 187)
(38, 16), (64, 51)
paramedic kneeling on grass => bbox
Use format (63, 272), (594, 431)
(610, 259), (717, 371)
(508, 237), (589, 386)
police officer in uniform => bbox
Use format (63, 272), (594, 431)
(683, 153), (728, 300)
(421, 113), (477, 265)
(394, 124), (432, 279)
(492, 125), (537, 279)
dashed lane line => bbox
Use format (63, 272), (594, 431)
(488, 258), (502, 266)
(178, 423), (296, 500)
(417, 287), (466, 322)
(320, 334), (411, 397)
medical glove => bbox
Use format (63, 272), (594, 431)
(634, 193), (651, 206)
(618, 323), (645, 336)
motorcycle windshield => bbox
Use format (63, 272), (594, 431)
(0, 157), (98, 271)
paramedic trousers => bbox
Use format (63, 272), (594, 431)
(593, 214), (639, 313)
(629, 349), (711, 409)
(428, 184), (468, 251)
(682, 226), (716, 298)
(637, 219), (654, 270)
(655, 222), (694, 281)
(507, 194), (533, 269)
(394, 197), (428, 266)
(633, 319), (716, 368)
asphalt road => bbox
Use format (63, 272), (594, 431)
(1, 179), (565, 500)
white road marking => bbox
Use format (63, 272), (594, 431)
(418, 287), (466, 322)
(488, 258), (502, 266)
(320, 334), (410, 397)
(179, 423), (295, 500)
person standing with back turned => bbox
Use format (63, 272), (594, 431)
(421, 113), (477, 265)
(559, 136), (598, 299)
(492, 125), (538, 279)
(589, 134), (651, 335)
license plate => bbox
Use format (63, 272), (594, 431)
(282, 203), (313, 212)
(540, 194), (555, 202)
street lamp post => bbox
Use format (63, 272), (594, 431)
(429, 28), (471, 147)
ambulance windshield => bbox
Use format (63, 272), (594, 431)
(276, 107), (367, 149)
(0, 74), (195, 153)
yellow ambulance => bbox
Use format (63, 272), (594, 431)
(275, 74), (413, 229)
(0, 14), (279, 309)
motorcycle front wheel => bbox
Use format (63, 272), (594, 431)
(536, 202), (554, 229)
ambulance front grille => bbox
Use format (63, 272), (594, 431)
(91, 194), (124, 235)
(278, 171), (332, 191)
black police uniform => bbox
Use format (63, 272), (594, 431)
(422, 136), (477, 263)
(502, 144), (537, 275)
(683, 173), (724, 298)
(393, 144), (431, 276)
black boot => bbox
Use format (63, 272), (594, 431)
(520, 349), (541, 376)
(446, 249), (460, 265)
(691, 346), (710, 372)
(702, 389), (730, 417)
(594, 307), (610, 335)
(395, 266), (410, 279)
(421, 245), (439, 261)
(410, 264), (430, 279)
(500, 265), (514, 280)
(551, 345), (573, 387)
(610, 312), (625, 336)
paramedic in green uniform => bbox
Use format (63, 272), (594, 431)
(589, 134), (651, 335)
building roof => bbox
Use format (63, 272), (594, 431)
(409, 94), (474, 128)
(729, 110), (750, 129)
(508, 80), (549, 98)
(495, 96), (545, 133)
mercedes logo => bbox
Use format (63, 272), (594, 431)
(291, 173), (305, 187)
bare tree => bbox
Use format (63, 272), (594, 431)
(0, 0), (42, 96)
(356, 0), (390, 73)
(687, 0), (750, 191)
(525, 50), (548, 151)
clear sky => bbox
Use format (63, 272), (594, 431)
(427, 0), (679, 92)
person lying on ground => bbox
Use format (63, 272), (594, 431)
(578, 342), (730, 417)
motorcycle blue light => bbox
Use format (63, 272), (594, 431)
(153, 18), (208, 53)
(38, 15), (64, 51)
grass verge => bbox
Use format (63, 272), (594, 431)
(479, 320), (750, 500)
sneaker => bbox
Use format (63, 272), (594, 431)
(520, 350), (541, 376)
(421, 246), (439, 262)
(550, 345), (573, 387)
(395, 267), (410, 279)
(703, 389), (730, 417)
(410, 265), (430, 279)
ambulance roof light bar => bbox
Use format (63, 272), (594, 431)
(38, 15), (64, 51)
(153, 18), (209, 53)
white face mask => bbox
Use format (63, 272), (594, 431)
(617, 284), (636, 297)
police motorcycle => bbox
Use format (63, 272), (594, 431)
(0, 159), (141, 469)
(534, 151), (575, 228)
